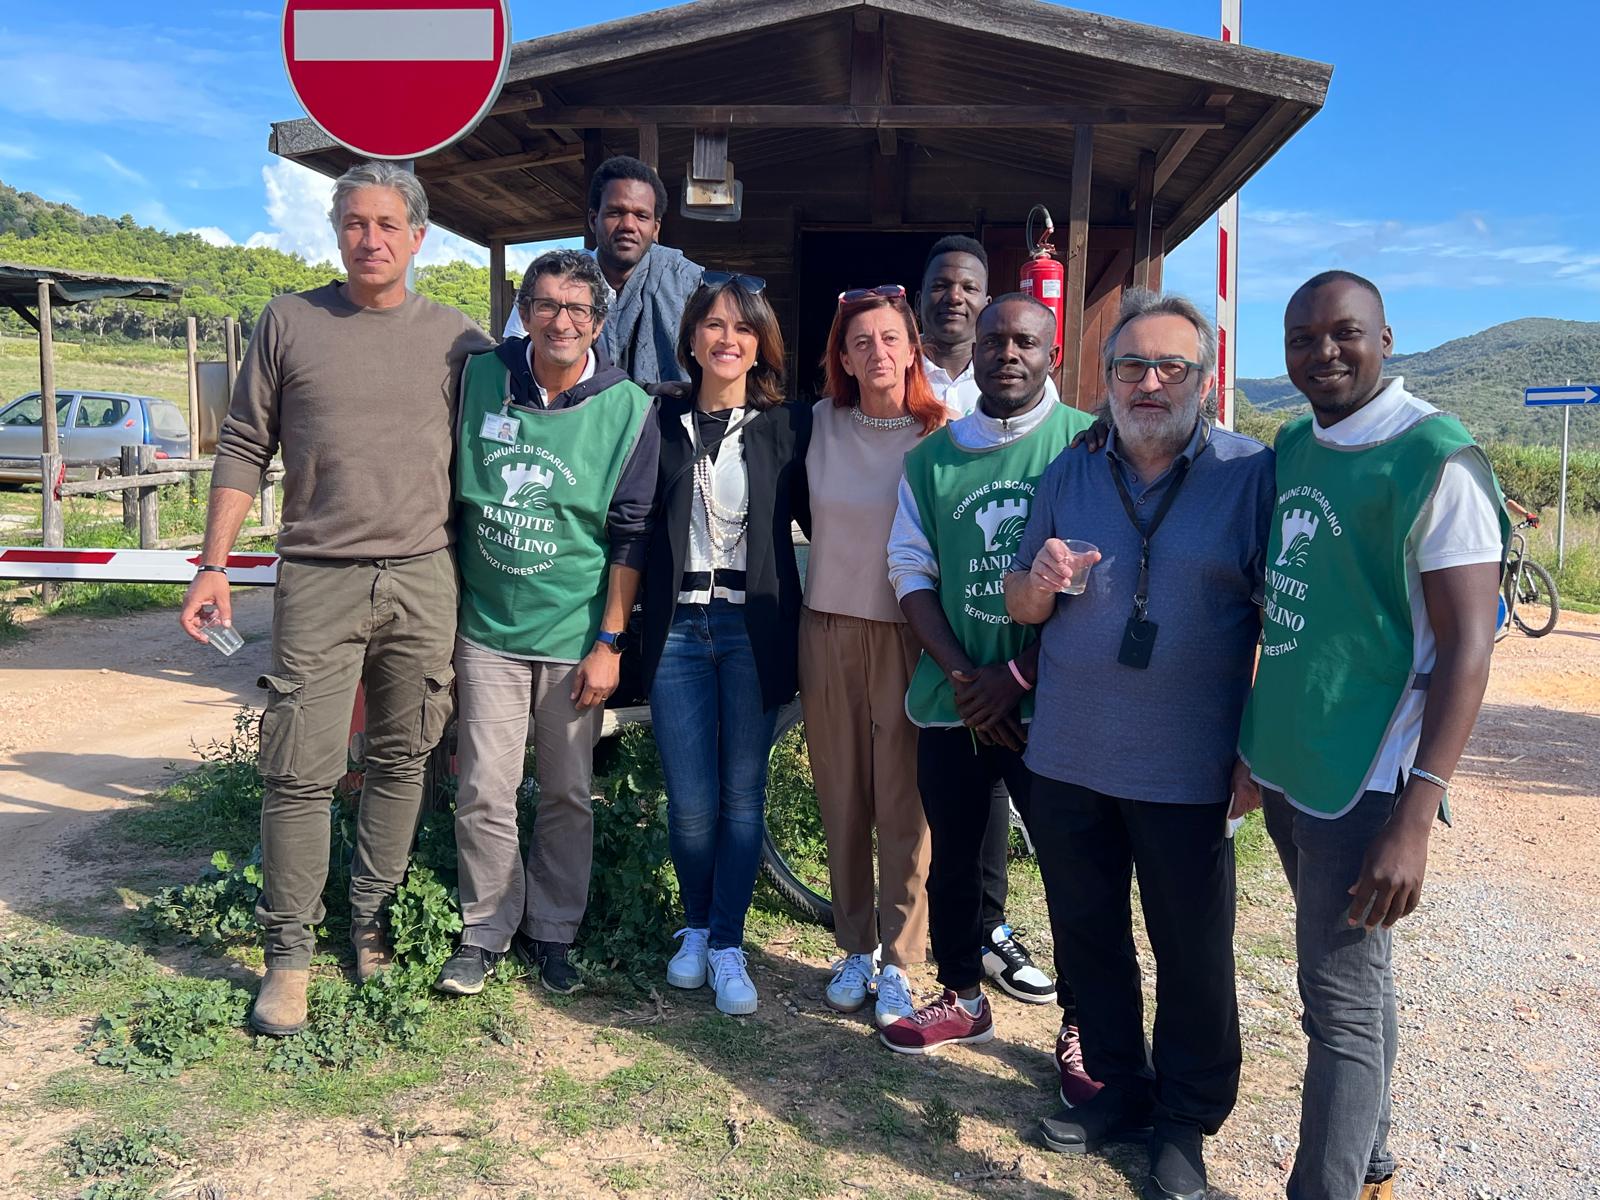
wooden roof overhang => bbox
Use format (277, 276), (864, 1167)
(269, 0), (1332, 251)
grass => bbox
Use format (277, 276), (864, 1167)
(1523, 508), (1600, 612)
(0, 337), (192, 408)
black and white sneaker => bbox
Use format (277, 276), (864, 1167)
(434, 944), (501, 996)
(514, 933), (582, 994)
(982, 923), (1056, 1004)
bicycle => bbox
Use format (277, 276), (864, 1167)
(1498, 515), (1559, 641)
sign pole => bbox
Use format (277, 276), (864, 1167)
(1215, 0), (1241, 430)
(1558, 386), (1570, 570)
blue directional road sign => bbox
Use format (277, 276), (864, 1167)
(1525, 384), (1600, 406)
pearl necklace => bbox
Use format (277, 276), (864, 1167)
(851, 406), (916, 431)
(693, 447), (748, 555)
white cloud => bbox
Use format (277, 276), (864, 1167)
(0, 142), (36, 161)
(244, 160), (339, 266)
(189, 227), (236, 247)
(0, 34), (252, 140)
(96, 152), (147, 187)
(1168, 206), (1600, 304)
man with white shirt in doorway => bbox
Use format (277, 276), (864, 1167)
(913, 235), (1059, 1007)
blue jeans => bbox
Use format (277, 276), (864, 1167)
(1263, 787), (1400, 1200)
(650, 601), (779, 949)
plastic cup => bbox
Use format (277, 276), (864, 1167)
(1058, 540), (1100, 596)
(199, 606), (244, 657)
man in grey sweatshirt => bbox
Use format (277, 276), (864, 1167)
(179, 161), (492, 1036)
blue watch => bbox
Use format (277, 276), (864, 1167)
(596, 629), (629, 653)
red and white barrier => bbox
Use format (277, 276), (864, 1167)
(0, 547), (280, 585)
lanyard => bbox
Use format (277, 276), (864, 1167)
(1107, 425), (1208, 621)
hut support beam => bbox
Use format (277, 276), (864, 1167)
(1061, 126), (1093, 410)
(489, 240), (507, 337)
(1133, 150), (1156, 290)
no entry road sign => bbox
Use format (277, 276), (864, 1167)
(282, 0), (511, 160)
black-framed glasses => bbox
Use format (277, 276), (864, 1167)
(528, 298), (600, 327)
(701, 270), (767, 294)
(1111, 355), (1203, 385)
(838, 284), (906, 306)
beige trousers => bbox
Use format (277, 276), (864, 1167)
(452, 637), (604, 948)
(797, 607), (930, 968)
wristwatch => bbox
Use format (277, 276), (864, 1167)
(596, 629), (630, 654)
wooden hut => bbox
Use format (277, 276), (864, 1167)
(270, 0), (1331, 407)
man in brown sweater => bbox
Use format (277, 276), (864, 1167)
(179, 161), (492, 1035)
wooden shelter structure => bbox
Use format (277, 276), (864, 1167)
(270, 0), (1331, 406)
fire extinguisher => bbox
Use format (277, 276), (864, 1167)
(1019, 203), (1065, 361)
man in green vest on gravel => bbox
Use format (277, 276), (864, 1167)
(1234, 271), (1506, 1200)
(885, 295), (1092, 1061)
(433, 249), (658, 999)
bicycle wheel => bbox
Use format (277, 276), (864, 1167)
(759, 699), (835, 928)
(1510, 558), (1560, 638)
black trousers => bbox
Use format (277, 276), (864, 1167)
(1027, 773), (1240, 1134)
(917, 727), (1036, 994)
(980, 778), (1012, 932)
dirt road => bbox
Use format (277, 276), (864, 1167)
(0, 591), (272, 913)
(0, 602), (1596, 1198)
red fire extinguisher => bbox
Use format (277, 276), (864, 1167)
(1019, 204), (1065, 361)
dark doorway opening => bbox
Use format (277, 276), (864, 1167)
(794, 228), (967, 402)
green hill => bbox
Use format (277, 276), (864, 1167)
(1238, 317), (1600, 449)
(0, 178), (498, 344)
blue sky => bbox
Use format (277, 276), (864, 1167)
(0, 0), (1594, 377)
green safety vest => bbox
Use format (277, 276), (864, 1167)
(454, 352), (652, 661)
(903, 402), (1092, 726)
(1238, 411), (1508, 817)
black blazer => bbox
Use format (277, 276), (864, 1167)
(638, 384), (813, 711)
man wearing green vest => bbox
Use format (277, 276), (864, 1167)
(1236, 271), (1505, 1200)
(884, 295), (1092, 1058)
(434, 249), (658, 998)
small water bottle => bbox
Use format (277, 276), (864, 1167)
(199, 604), (244, 657)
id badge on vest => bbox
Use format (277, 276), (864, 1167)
(480, 408), (518, 445)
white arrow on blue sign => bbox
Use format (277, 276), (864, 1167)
(1525, 384), (1600, 406)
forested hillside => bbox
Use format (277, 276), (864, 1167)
(0, 179), (498, 342)
(1239, 317), (1600, 448)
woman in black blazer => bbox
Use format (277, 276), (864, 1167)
(637, 272), (811, 1016)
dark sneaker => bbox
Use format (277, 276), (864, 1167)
(879, 990), (994, 1055)
(1038, 1088), (1153, 1155)
(434, 944), (501, 996)
(1056, 1022), (1104, 1107)
(982, 923), (1056, 1003)
(513, 933), (582, 994)
(1144, 1123), (1206, 1200)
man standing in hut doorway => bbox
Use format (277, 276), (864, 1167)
(504, 156), (702, 386)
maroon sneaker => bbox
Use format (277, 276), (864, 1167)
(879, 989), (994, 1055)
(1056, 1022), (1104, 1107)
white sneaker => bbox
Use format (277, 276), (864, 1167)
(708, 946), (758, 1015)
(667, 926), (709, 990)
(824, 953), (875, 1013)
(873, 964), (915, 1028)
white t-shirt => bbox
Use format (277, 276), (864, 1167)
(1310, 377), (1502, 793)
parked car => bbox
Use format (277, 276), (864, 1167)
(0, 390), (190, 483)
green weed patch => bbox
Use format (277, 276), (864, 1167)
(86, 978), (249, 1078)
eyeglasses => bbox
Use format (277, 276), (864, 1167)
(1110, 355), (1203, 385)
(838, 284), (906, 306)
(700, 270), (767, 294)
(529, 298), (600, 327)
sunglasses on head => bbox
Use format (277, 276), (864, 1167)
(700, 270), (767, 294)
(837, 284), (906, 306)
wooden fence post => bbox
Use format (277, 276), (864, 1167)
(136, 444), (160, 549)
(120, 445), (139, 535)
(224, 316), (239, 404)
(39, 451), (63, 604)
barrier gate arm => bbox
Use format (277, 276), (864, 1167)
(0, 547), (280, 586)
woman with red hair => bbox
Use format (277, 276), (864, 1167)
(800, 285), (949, 1028)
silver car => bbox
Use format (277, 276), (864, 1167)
(0, 390), (190, 482)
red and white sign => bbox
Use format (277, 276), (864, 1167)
(282, 0), (511, 160)
(0, 548), (281, 586)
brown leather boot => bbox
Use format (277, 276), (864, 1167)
(351, 924), (393, 984)
(249, 968), (309, 1036)
(1358, 1177), (1394, 1199)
